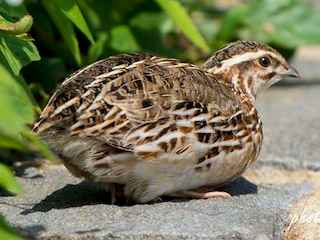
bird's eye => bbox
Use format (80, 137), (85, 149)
(258, 56), (271, 67)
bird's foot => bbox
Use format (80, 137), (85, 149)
(169, 187), (231, 199)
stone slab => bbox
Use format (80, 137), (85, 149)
(257, 84), (320, 170)
(0, 167), (315, 240)
(290, 46), (320, 83)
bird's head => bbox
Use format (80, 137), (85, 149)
(203, 41), (300, 101)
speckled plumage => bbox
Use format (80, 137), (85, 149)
(33, 41), (299, 203)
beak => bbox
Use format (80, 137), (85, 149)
(285, 65), (300, 79)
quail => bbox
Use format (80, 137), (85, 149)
(33, 41), (299, 203)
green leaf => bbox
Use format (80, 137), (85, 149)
(0, 63), (54, 158)
(0, 1), (27, 19)
(0, 164), (21, 194)
(0, 133), (26, 150)
(0, 32), (40, 75)
(42, 0), (81, 65)
(130, 12), (178, 57)
(111, 25), (140, 52)
(88, 32), (108, 63)
(53, 0), (94, 44)
(0, 14), (33, 35)
(76, 0), (101, 30)
(239, 0), (320, 48)
(155, 0), (210, 53)
(130, 12), (167, 31)
(21, 130), (56, 161)
(215, 5), (249, 43)
(0, 216), (22, 240)
(0, 63), (34, 138)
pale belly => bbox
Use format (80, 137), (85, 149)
(132, 141), (259, 202)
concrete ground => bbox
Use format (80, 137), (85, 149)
(0, 50), (320, 240)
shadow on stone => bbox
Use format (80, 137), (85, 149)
(220, 176), (258, 196)
(15, 163), (45, 179)
(163, 176), (257, 202)
(0, 189), (16, 197)
(21, 181), (108, 215)
(21, 176), (257, 214)
(75, 228), (102, 235)
(17, 224), (46, 239)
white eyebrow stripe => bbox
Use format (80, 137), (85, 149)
(218, 50), (280, 71)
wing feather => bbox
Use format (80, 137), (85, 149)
(34, 54), (243, 159)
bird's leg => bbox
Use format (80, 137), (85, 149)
(108, 183), (117, 204)
(168, 186), (231, 199)
(105, 183), (125, 204)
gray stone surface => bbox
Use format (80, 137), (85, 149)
(0, 167), (314, 240)
(257, 84), (320, 170)
(290, 46), (320, 83)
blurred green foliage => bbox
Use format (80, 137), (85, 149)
(0, 163), (22, 240)
(0, 0), (320, 238)
(0, 163), (21, 194)
(0, 215), (22, 240)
